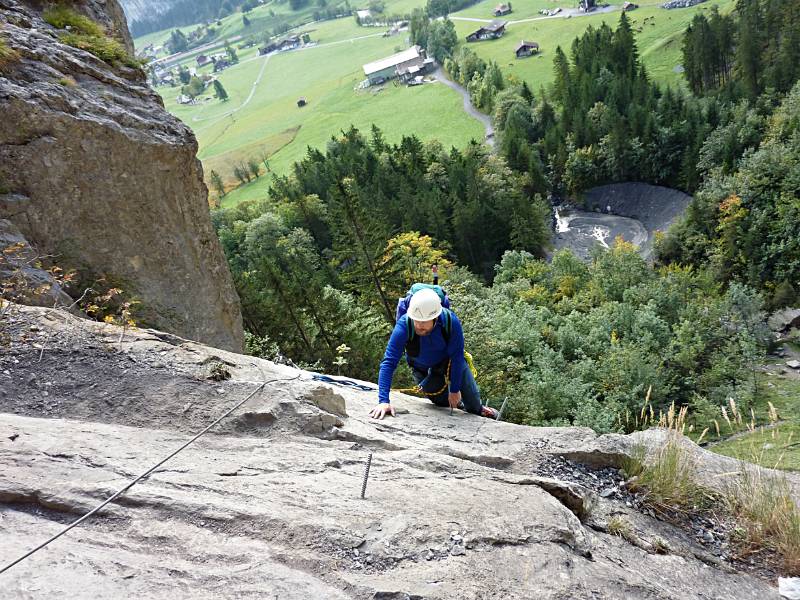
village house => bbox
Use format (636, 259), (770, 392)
(515, 40), (539, 58)
(259, 43), (276, 55)
(362, 45), (432, 85)
(213, 59), (231, 72)
(622, 1), (638, 10)
(466, 20), (507, 42)
(579, 0), (596, 11)
(196, 54), (211, 67)
(279, 35), (301, 51)
(493, 3), (512, 16)
(259, 35), (303, 55)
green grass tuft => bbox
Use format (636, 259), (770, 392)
(44, 5), (139, 68)
(43, 6), (104, 37)
(725, 465), (800, 574)
(607, 515), (636, 542)
(59, 32), (136, 66)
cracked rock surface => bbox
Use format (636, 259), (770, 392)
(0, 305), (794, 599)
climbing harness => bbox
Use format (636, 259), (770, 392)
(311, 374), (375, 392)
(0, 372), (301, 577)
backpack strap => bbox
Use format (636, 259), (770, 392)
(405, 309), (453, 361)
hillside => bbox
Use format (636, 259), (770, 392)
(1, 303), (798, 597)
(118, 0), (181, 30)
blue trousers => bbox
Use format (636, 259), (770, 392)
(411, 361), (482, 415)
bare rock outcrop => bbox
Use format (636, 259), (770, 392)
(0, 0), (243, 352)
(0, 304), (793, 599)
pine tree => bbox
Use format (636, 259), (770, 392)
(736, 0), (762, 98)
(520, 80), (534, 104)
(213, 79), (229, 100)
(224, 40), (239, 64)
(209, 169), (225, 197)
(552, 46), (571, 108)
(327, 178), (395, 322)
(244, 213), (314, 355)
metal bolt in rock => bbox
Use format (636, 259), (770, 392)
(361, 452), (373, 499)
(496, 396), (509, 421)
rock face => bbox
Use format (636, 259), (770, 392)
(0, 0), (244, 352)
(0, 304), (795, 599)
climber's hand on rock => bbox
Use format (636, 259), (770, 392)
(448, 391), (461, 408)
(369, 403), (396, 420)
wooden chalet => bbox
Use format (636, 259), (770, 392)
(515, 40), (540, 58)
(466, 20), (507, 42)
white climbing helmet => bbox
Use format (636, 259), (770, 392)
(407, 288), (442, 321)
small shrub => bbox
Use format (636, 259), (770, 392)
(58, 76), (77, 87)
(207, 361), (232, 381)
(651, 537), (671, 554)
(607, 516), (635, 542)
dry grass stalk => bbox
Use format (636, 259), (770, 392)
(725, 465), (800, 575)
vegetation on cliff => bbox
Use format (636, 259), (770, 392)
(44, 5), (139, 67)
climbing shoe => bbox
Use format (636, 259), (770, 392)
(481, 405), (500, 420)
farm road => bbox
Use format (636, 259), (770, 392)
(449, 4), (617, 24)
(192, 53), (272, 126)
(433, 67), (494, 147)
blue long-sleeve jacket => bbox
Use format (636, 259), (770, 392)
(377, 312), (465, 403)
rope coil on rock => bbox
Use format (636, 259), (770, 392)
(0, 373), (300, 577)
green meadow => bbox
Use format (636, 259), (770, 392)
(449, 0), (736, 90)
(138, 1), (735, 205)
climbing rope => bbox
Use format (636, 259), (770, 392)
(392, 360), (452, 397)
(311, 374), (375, 392)
(0, 373), (301, 577)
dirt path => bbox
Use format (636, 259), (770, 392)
(449, 5), (617, 25)
(191, 53), (272, 128)
(433, 67), (494, 147)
